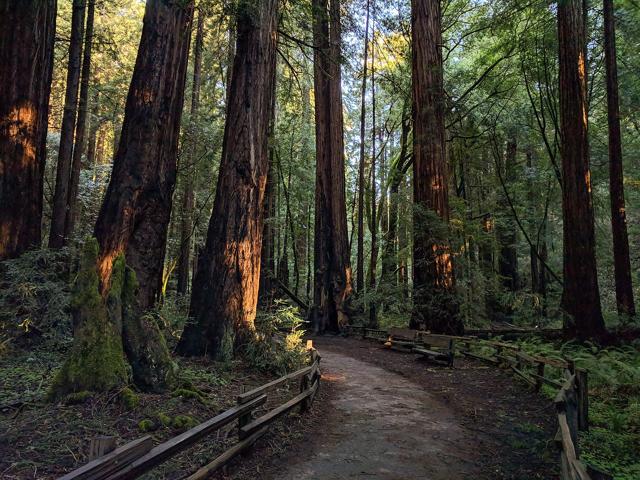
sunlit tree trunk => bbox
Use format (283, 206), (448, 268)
(66, 0), (96, 242)
(177, 0), (279, 359)
(356, 0), (370, 294)
(0, 0), (56, 260)
(312, 0), (353, 333)
(604, 0), (635, 317)
(557, 0), (606, 338)
(177, 8), (205, 295)
(410, 0), (463, 334)
(50, 0), (86, 248)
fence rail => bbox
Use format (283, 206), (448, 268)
(57, 349), (321, 480)
(344, 325), (611, 480)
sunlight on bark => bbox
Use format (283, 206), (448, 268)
(5, 103), (37, 163)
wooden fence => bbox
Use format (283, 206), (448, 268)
(344, 326), (612, 480)
(58, 349), (321, 480)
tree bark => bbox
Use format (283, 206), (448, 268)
(86, 90), (100, 169)
(356, 0), (371, 294)
(497, 137), (518, 291)
(89, 0), (193, 389)
(0, 0), (56, 260)
(410, 0), (463, 334)
(177, 8), (205, 295)
(557, 0), (606, 338)
(311, 0), (354, 333)
(368, 14), (378, 327)
(95, 0), (193, 310)
(604, 0), (635, 316)
(177, 0), (279, 359)
(65, 0), (96, 242)
(50, 0), (86, 248)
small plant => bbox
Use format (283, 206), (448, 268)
(244, 302), (308, 375)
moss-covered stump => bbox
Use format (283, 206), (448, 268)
(121, 266), (176, 392)
(49, 240), (129, 399)
(50, 240), (175, 398)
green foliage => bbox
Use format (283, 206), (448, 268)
(0, 248), (73, 353)
(243, 302), (308, 375)
(514, 337), (640, 478)
(156, 412), (172, 427)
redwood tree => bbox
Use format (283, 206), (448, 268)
(66, 0), (96, 241)
(51, 0), (194, 395)
(604, 0), (635, 316)
(410, 0), (463, 334)
(557, 0), (606, 338)
(50, 0), (86, 248)
(177, 8), (205, 295)
(95, 0), (193, 310)
(356, 0), (371, 294)
(0, 0), (56, 260)
(311, 0), (353, 333)
(177, 0), (279, 359)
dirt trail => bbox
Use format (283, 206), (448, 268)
(268, 349), (481, 480)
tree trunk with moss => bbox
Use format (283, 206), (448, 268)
(50, 240), (130, 399)
(54, 0), (193, 395)
(177, 0), (279, 360)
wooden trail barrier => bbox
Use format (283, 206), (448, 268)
(343, 325), (612, 480)
(57, 349), (321, 480)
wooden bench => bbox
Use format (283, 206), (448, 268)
(412, 333), (455, 367)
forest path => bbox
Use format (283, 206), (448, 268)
(266, 347), (481, 479)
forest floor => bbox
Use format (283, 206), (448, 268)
(233, 335), (559, 480)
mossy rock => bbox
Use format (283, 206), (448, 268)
(48, 241), (130, 400)
(156, 412), (172, 427)
(171, 415), (197, 431)
(138, 419), (157, 432)
(172, 387), (206, 404)
(119, 387), (140, 410)
(64, 390), (93, 405)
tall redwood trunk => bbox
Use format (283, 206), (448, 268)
(50, 0), (86, 248)
(95, 0), (193, 309)
(410, 0), (462, 334)
(177, 8), (205, 295)
(381, 105), (410, 285)
(0, 0), (56, 260)
(557, 0), (606, 338)
(356, 0), (371, 294)
(497, 137), (518, 291)
(86, 90), (100, 169)
(312, 0), (353, 333)
(604, 0), (635, 316)
(65, 0), (96, 241)
(177, 0), (279, 359)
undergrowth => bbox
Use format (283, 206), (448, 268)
(513, 337), (640, 479)
(244, 301), (308, 375)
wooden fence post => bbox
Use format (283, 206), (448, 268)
(576, 368), (589, 432)
(237, 386), (251, 439)
(535, 362), (545, 392)
(89, 436), (117, 460)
